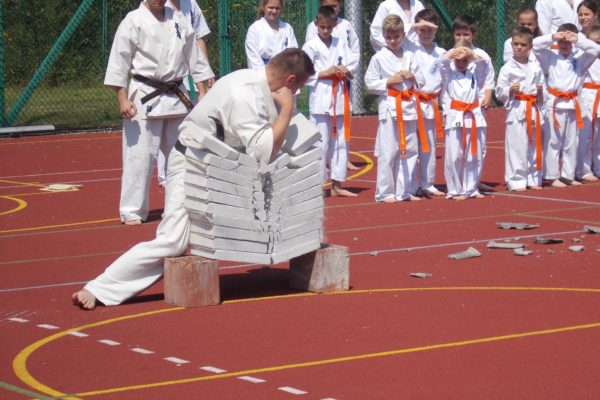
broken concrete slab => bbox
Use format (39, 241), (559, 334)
(497, 222), (540, 230)
(514, 248), (533, 256)
(568, 245), (585, 252)
(410, 272), (432, 278)
(487, 240), (526, 249)
(281, 113), (322, 156)
(289, 146), (323, 168)
(534, 237), (564, 244)
(448, 247), (482, 259)
(584, 225), (600, 234)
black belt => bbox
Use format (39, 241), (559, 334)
(175, 140), (187, 154)
(132, 74), (194, 111)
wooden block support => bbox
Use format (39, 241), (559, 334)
(289, 243), (350, 293)
(164, 256), (220, 307)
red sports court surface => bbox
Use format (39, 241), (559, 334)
(1, 109), (599, 399)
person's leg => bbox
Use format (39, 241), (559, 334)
(420, 119), (443, 195)
(310, 114), (330, 184)
(444, 128), (465, 199)
(330, 116), (356, 197)
(560, 111), (581, 185)
(395, 121), (420, 201)
(157, 150), (167, 186)
(375, 118), (399, 202)
(464, 127), (485, 198)
(543, 111), (565, 187)
(576, 108), (594, 180)
(505, 121), (528, 191)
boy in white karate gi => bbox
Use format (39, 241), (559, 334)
(72, 49), (315, 310)
(245, 0), (298, 69)
(105, 0), (214, 225)
(303, 6), (358, 197)
(439, 41), (487, 200)
(370, 0), (425, 51)
(496, 27), (545, 191)
(406, 9), (446, 197)
(533, 23), (600, 186)
(577, 24), (600, 182)
(366, 15), (422, 202)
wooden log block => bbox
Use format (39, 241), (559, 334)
(164, 256), (220, 307)
(289, 244), (350, 293)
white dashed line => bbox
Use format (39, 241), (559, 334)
(131, 348), (154, 355)
(8, 317), (29, 323)
(321, 398), (337, 400)
(37, 324), (59, 330)
(98, 339), (120, 346)
(278, 386), (308, 395)
(164, 357), (190, 365)
(238, 376), (266, 383)
(68, 331), (89, 337)
(200, 366), (227, 373)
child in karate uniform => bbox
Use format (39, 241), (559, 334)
(496, 27), (545, 191)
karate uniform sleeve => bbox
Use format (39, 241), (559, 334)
(104, 17), (137, 88)
(191, 0), (211, 38)
(481, 52), (495, 90)
(288, 25), (299, 49)
(535, 0), (553, 35)
(575, 34), (600, 74)
(369, 5), (387, 52)
(532, 34), (554, 73)
(305, 21), (316, 43)
(474, 58), (489, 90)
(365, 56), (387, 95)
(188, 40), (215, 83)
(301, 42), (318, 88)
(245, 23), (265, 69)
(503, 39), (512, 64)
(495, 65), (511, 106)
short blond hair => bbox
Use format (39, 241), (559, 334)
(382, 14), (404, 35)
(453, 38), (473, 49)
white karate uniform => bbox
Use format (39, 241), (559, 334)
(533, 33), (600, 181)
(496, 57), (545, 190)
(303, 36), (357, 184)
(245, 17), (298, 69)
(439, 55), (488, 198)
(536, 0), (583, 35)
(85, 68), (277, 306)
(104, 1), (214, 222)
(158, 0), (213, 185)
(306, 17), (360, 68)
(408, 41), (445, 194)
(366, 47), (422, 201)
(577, 59), (600, 179)
(370, 0), (425, 52)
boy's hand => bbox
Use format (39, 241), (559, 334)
(319, 66), (338, 79)
(398, 70), (415, 82)
(336, 65), (350, 78)
(510, 82), (521, 95)
(413, 20), (438, 32)
(272, 86), (294, 112)
(118, 98), (137, 119)
(387, 74), (405, 86)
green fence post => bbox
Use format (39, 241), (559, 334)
(5, 0), (96, 126)
(218, 0), (231, 76)
(496, 0), (506, 69)
(0, 1), (5, 127)
(102, 0), (108, 68)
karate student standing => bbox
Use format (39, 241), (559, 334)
(303, 6), (357, 197)
(496, 27), (545, 191)
(439, 41), (488, 200)
(245, 0), (298, 69)
(533, 23), (600, 187)
(366, 15), (422, 202)
(105, 0), (214, 225)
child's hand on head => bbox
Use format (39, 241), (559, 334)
(413, 20), (438, 31)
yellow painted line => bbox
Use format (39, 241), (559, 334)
(0, 196), (27, 217)
(13, 287), (600, 398)
(322, 151), (374, 188)
(0, 179), (46, 188)
(0, 217), (120, 234)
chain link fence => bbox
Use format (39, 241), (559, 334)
(2, 0), (534, 135)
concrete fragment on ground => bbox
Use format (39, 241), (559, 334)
(410, 272), (432, 278)
(448, 247), (482, 259)
(487, 240), (525, 249)
(534, 237), (564, 244)
(584, 225), (600, 234)
(514, 248), (533, 256)
(497, 222), (540, 230)
(568, 245), (585, 252)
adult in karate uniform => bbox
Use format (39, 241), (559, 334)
(72, 48), (314, 310)
(536, 0), (584, 34)
(370, 0), (425, 51)
(105, 0), (214, 225)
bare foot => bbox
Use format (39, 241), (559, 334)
(72, 289), (97, 310)
(382, 197), (397, 203)
(472, 193), (485, 199)
(582, 175), (599, 182)
(406, 195), (421, 201)
(124, 219), (142, 225)
(450, 195), (467, 200)
(529, 185), (542, 190)
(567, 180), (582, 186)
(551, 179), (567, 188)
(331, 187), (358, 197)
(347, 161), (360, 171)
(428, 190), (445, 197)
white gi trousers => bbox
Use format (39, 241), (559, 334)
(504, 120), (542, 190)
(121, 116), (183, 222)
(543, 109), (579, 181)
(310, 114), (349, 184)
(577, 107), (600, 178)
(444, 126), (485, 198)
(86, 148), (190, 306)
(418, 119), (439, 193)
(375, 116), (419, 201)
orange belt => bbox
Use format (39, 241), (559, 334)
(450, 98), (480, 158)
(387, 87), (413, 157)
(514, 93), (543, 171)
(413, 90), (444, 153)
(583, 82), (600, 141)
(546, 87), (584, 130)
(330, 76), (351, 142)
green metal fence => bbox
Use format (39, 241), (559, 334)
(1, 0), (534, 135)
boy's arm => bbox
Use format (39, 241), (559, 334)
(369, 5), (387, 52)
(494, 66), (511, 106)
(110, 86), (136, 119)
(532, 34), (554, 72)
(301, 43), (319, 88)
(364, 56), (388, 95)
(574, 33), (600, 72)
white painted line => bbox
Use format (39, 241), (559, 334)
(8, 317), (28, 323)
(131, 348), (154, 355)
(321, 398), (337, 400)
(200, 366), (227, 374)
(164, 357), (190, 365)
(98, 339), (120, 346)
(493, 191), (600, 206)
(278, 386), (308, 395)
(68, 331), (89, 337)
(37, 324), (59, 330)
(238, 376), (266, 383)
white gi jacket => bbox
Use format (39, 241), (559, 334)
(167, 0), (210, 39)
(104, 2), (214, 119)
(245, 18), (298, 69)
(370, 0), (425, 51)
(365, 47), (422, 121)
(178, 68), (277, 163)
(536, 0), (583, 34)
(533, 33), (600, 111)
(306, 17), (360, 69)
(302, 36), (357, 116)
(405, 41), (445, 119)
(581, 59), (600, 118)
(439, 56), (488, 129)
(496, 57), (545, 123)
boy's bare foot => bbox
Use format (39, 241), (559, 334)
(331, 187), (358, 197)
(450, 195), (467, 200)
(124, 219), (142, 226)
(472, 193), (485, 199)
(560, 178), (582, 186)
(428, 189), (445, 197)
(529, 185), (542, 190)
(406, 195), (421, 201)
(550, 179), (567, 188)
(72, 289), (97, 310)
(347, 161), (360, 171)
(382, 197), (397, 203)
(582, 175), (599, 182)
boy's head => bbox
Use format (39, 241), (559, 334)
(319, 0), (341, 17)
(382, 14), (405, 50)
(268, 48), (315, 93)
(556, 23), (579, 56)
(315, 5), (337, 40)
(588, 24), (600, 44)
(511, 26), (534, 61)
(414, 9), (438, 45)
(452, 38), (473, 72)
(452, 15), (477, 44)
